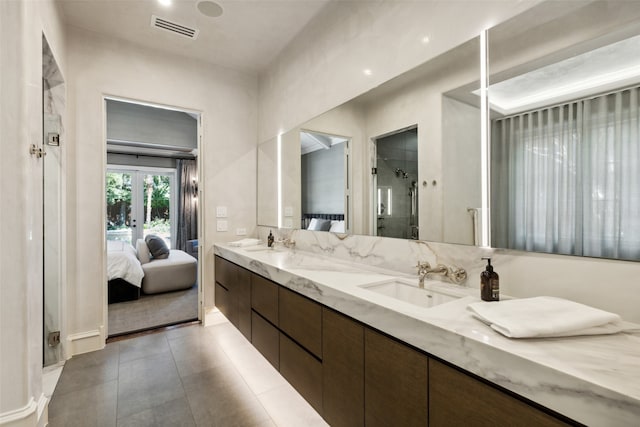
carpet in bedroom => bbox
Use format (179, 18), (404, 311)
(108, 285), (198, 336)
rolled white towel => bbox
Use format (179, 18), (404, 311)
(467, 296), (624, 338)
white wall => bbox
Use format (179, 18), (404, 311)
(258, 0), (539, 142)
(0, 0), (67, 425)
(65, 26), (258, 351)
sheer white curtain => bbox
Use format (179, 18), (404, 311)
(492, 86), (640, 259)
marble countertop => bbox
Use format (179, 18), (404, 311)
(214, 243), (640, 426)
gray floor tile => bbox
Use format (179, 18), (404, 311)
(49, 323), (327, 427)
(54, 353), (119, 397)
(49, 379), (118, 427)
(182, 365), (272, 427)
(171, 338), (231, 378)
(117, 352), (185, 419)
(118, 332), (170, 364)
(116, 396), (196, 427)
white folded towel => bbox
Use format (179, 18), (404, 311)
(467, 296), (624, 338)
(228, 238), (262, 247)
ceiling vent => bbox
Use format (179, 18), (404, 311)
(150, 15), (199, 40)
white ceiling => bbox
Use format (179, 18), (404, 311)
(58, 0), (330, 73)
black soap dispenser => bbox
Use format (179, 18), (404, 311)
(480, 257), (499, 301)
(267, 230), (274, 248)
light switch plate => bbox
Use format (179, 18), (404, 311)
(216, 220), (228, 232)
(284, 206), (293, 217)
(236, 228), (247, 236)
(216, 206), (227, 218)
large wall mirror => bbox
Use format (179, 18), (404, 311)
(488, 1), (640, 261)
(258, 36), (483, 245)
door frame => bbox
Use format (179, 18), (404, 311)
(102, 95), (203, 338)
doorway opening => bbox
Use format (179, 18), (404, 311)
(105, 98), (200, 337)
(300, 130), (351, 232)
(373, 127), (419, 240)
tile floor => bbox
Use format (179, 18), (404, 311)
(48, 314), (329, 427)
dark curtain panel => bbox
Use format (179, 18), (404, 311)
(176, 159), (198, 251)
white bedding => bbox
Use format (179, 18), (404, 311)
(107, 240), (144, 288)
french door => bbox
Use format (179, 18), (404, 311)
(106, 166), (177, 248)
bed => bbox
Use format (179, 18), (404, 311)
(107, 240), (144, 304)
(301, 213), (345, 232)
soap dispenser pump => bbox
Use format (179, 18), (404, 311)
(480, 257), (499, 301)
(267, 230), (274, 248)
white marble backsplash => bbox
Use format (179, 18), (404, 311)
(258, 227), (492, 287)
(257, 227), (640, 323)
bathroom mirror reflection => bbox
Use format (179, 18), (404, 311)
(258, 35), (482, 245)
(488, 1), (640, 261)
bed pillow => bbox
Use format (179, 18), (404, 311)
(307, 218), (331, 231)
(329, 220), (345, 233)
(136, 239), (151, 264)
(145, 234), (170, 259)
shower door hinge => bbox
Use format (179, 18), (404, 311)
(48, 331), (61, 347)
(29, 144), (46, 158)
(371, 167), (377, 175)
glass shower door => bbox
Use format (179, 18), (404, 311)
(374, 127), (419, 239)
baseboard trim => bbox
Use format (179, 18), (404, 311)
(66, 326), (105, 356)
(0, 393), (47, 427)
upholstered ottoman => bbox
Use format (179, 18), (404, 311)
(136, 239), (197, 294)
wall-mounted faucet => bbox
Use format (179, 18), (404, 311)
(416, 261), (467, 287)
(274, 237), (296, 249)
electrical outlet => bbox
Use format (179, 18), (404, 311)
(236, 228), (247, 236)
(284, 218), (293, 228)
(216, 220), (228, 232)
(216, 206), (227, 218)
(284, 206), (293, 217)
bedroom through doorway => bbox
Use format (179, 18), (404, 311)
(105, 98), (201, 337)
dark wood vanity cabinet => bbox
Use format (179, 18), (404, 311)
(215, 255), (575, 427)
(365, 328), (429, 427)
(214, 256), (250, 339)
(429, 359), (570, 427)
(322, 308), (365, 427)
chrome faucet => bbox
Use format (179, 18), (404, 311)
(274, 237), (296, 249)
(416, 261), (467, 287)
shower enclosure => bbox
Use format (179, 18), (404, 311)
(374, 128), (419, 239)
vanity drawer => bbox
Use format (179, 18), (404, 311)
(251, 274), (279, 326)
(214, 255), (236, 289)
(215, 281), (234, 324)
(279, 286), (322, 358)
(251, 310), (279, 370)
(365, 328), (428, 427)
(429, 359), (569, 426)
(280, 332), (323, 414)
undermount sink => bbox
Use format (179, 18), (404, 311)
(242, 245), (287, 252)
(358, 279), (465, 309)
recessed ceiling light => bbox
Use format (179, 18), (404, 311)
(197, 1), (224, 18)
(363, 69), (373, 76)
(421, 36), (430, 44)
(158, 0), (172, 7)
